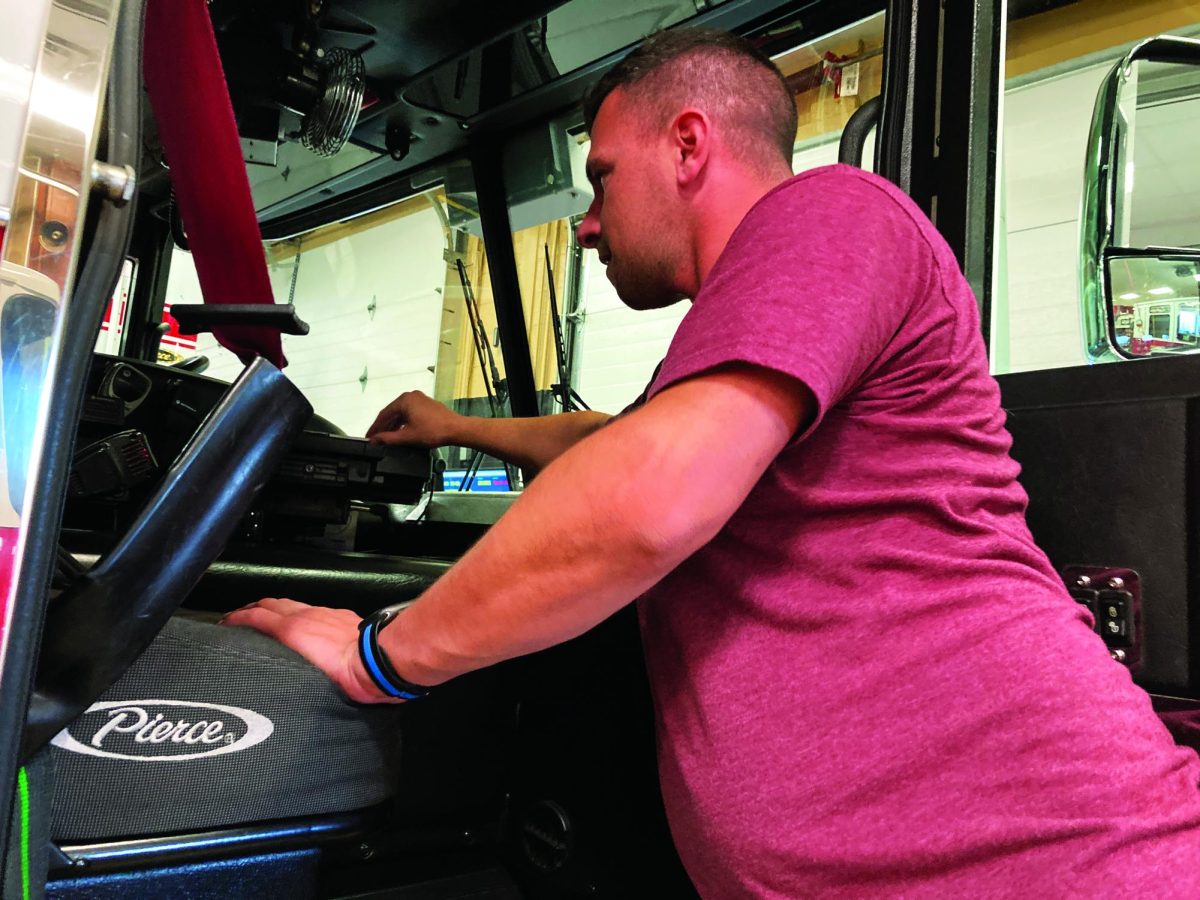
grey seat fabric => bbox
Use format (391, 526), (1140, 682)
(49, 616), (402, 842)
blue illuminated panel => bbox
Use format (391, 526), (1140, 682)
(442, 468), (510, 492)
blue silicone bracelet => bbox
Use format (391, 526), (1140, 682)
(357, 613), (429, 700)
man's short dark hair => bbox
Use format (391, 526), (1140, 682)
(582, 28), (798, 169)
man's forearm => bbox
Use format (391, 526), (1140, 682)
(379, 409), (694, 686)
(377, 367), (807, 688)
(449, 410), (611, 473)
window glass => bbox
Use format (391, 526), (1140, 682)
(163, 168), (516, 488)
(246, 142), (380, 215)
(93, 258), (135, 357)
(992, 1), (1200, 374)
(446, 129), (580, 423)
(780, 10), (884, 173)
(402, 0), (737, 119)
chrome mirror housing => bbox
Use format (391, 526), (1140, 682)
(1080, 35), (1200, 362)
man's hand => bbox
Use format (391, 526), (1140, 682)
(366, 390), (611, 472)
(367, 390), (461, 448)
(221, 598), (403, 704)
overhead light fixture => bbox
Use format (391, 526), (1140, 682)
(1119, 292), (1139, 300)
(1149, 287), (1175, 295)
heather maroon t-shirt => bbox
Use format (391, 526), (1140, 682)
(635, 165), (1200, 897)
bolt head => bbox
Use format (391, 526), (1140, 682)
(1075, 575), (1092, 588)
(1107, 577), (1125, 590)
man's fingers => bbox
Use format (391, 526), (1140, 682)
(366, 396), (412, 438)
(220, 597), (310, 629)
(369, 428), (421, 447)
(221, 605), (286, 635)
(254, 596), (314, 615)
(365, 413), (396, 438)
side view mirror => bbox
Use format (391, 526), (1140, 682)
(1081, 35), (1200, 362)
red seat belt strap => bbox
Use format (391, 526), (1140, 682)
(143, 0), (286, 368)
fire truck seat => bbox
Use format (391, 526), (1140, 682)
(48, 614), (404, 842)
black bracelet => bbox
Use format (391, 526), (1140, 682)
(357, 605), (430, 700)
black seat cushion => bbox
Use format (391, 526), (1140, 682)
(49, 616), (402, 842)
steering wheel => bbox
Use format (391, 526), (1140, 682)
(21, 358), (311, 760)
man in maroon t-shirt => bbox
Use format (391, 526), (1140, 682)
(228, 29), (1200, 896)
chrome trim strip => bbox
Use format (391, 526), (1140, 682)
(57, 812), (365, 871)
(0, 0), (120, 721)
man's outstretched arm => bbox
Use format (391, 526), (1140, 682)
(367, 390), (610, 474)
(225, 364), (813, 701)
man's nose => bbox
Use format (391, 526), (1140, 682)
(576, 202), (600, 250)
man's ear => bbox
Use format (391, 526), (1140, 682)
(672, 109), (710, 188)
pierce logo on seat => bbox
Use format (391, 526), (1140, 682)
(50, 700), (274, 761)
